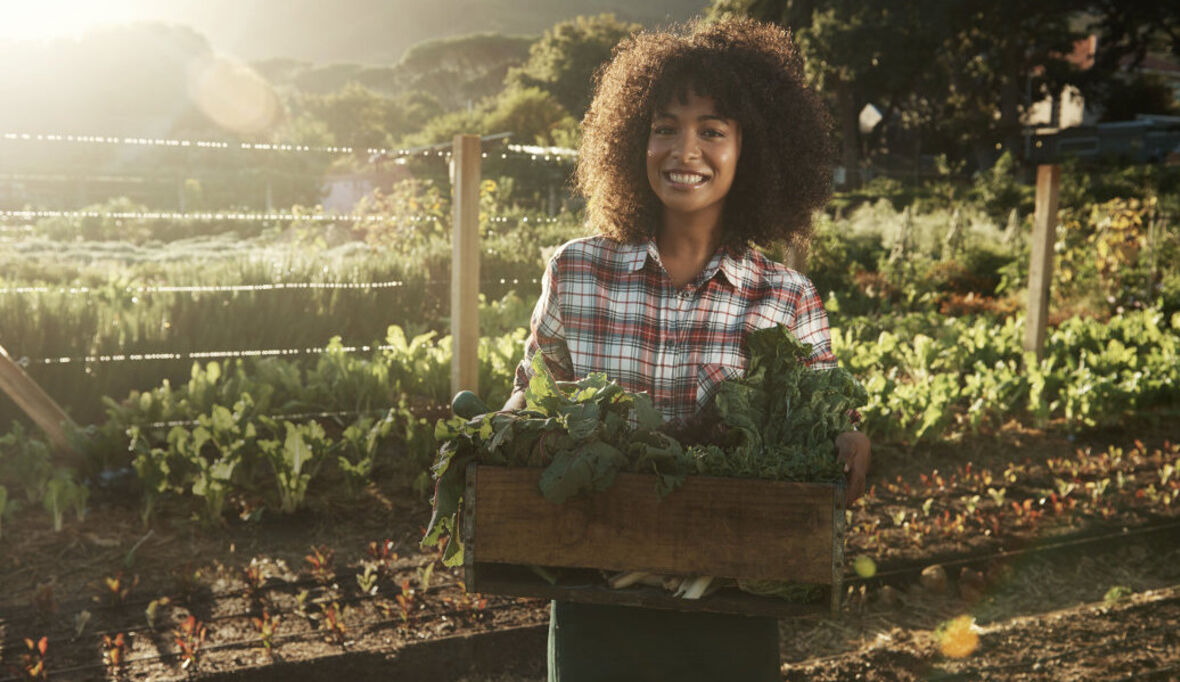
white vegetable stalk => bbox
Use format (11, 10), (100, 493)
(608, 571), (651, 589)
(676, 575), (714, 599)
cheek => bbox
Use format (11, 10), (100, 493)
(645, 144), (662, 187)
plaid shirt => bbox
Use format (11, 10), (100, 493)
(514, 236), (838, 423)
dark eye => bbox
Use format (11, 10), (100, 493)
(702, 128), (725, 139)
(652, 125), (675, 136)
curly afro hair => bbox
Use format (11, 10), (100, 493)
(576, 17), (833, 249)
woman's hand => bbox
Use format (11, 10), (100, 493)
(836, 431), (871, 508)
(501, 390), (527, 412)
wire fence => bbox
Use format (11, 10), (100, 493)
(1, 130), (578, 162)
(0, 131), (572, 428)
(0, 277), (539, 297)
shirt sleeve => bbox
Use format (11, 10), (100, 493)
(513, 253), (576, 393)
(793, 277), (838, 371)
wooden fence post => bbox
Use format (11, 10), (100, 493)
(451, 134), (481, 397)
(0, 344), (80, 464)
(1024, 164), (1061, 361)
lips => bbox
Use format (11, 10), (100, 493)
(663, 169), (711, 187)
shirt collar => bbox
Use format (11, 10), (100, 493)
(621, 238), (753, 290)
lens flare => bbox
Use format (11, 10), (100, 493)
(188, 56), (280, 135)
(937, 614), (980, 658)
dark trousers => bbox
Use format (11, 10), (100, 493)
(547, 601), (781, 682)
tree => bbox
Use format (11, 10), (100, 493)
(396, 33), (535, 110)
(506, 14), (642, 119)
(931, 1), (1084, 168)
(707, 0), (1093, 175)
(403, 86), (575, 147)
(707, 0), (945, 186)
(299, 83), (398, 152)
(484, 87), (578, 146)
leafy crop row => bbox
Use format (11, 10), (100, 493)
(834, 308), (1180, 442)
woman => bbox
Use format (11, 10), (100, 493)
(503, 17), (871, 682)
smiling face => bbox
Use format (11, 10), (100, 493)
(645, 90), (742, 228)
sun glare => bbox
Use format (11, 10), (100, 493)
(0, 1), (142, 41)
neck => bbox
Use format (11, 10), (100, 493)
(656, 205), (724, 260)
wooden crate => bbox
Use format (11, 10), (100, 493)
(462, 463), (845, 617)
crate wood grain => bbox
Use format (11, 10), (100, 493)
(463, 464), (845, 615)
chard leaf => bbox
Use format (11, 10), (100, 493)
(538, 448), (594, 504)
(559, 402), (600, 442)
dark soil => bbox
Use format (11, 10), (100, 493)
(1, 422), (1177, 680)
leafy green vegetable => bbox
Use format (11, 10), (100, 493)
(422, 325), (868, 579)
(687, 326), (867, 483)
(422, 354), (691, 566)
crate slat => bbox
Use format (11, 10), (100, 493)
(467, 464), (837, 584)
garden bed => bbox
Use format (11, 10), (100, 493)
(1, 423), (1176, 679)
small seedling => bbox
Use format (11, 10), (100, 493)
(99, 572), (139, 607)
(173, 615), (207, 671)
(395, 579), (415, 623)
(144, 597), (170, 630)
(417, 561), (435, 590)
(305, 545), (335, 584)
(250, 611), (281, 656)
(321, 602), (347, 645)
(101, 633), (127, 673)
(1104, 585), (1133, 604)
(443, 581), (488, 616)
(18, 636), (48, 680)
(293, 589), (312, 620)
(356, 562), (379, 595)
(367, 539), (398, 573)
(243, 560), (268, 605)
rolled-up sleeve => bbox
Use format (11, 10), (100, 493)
(514, 254), (575, 393)
(793, 278), (838, 371)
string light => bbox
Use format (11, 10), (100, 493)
(0, 132), (459, 160)
(506, 143), (577, 160)
(0, 278), (539, 297)
(485, 216), (562, 224)
(0, 281), (410, 295)
(21, 343), (404, 366)
(0, 133), (577, 161)
(0, 210), (441, 223)
(2, 210), (566, 225)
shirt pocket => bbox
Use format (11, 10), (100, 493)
(695, 363), (745, 412)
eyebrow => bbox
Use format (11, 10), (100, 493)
(652, 111), (731, 124)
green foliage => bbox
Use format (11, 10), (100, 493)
(505, 14), (642, 118)
(422, 325), (867, 568)
(692, 327), (865, 482)
(402, 85), (577, 147)
(968, 152), (1033, 223)
(834, 307), (1180, 442)
(297, 82), (442, 151)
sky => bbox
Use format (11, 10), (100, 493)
(0, 0), (707, 64)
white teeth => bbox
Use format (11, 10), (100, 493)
(668, 172), (707, 184)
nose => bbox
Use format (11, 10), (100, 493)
(671, 132), (700, 161)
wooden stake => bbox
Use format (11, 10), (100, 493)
(0, 344), (80, 464)
(451, 134), (481, 397)
(1024, 164), (1061, 360)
